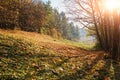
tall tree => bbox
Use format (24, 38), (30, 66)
(64, 0), (120, 61)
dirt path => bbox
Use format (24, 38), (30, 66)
(39, 41), (105, 60)
(0, 30), (110, 80)
(37, 41), (108, 79)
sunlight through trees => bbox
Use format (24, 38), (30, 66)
(64, 0), (120, 61)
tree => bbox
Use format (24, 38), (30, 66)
(0, 0), (80, 41)
(64, 0), (120, 61)
(0, 0), (20, 29)
(19, 0), (46, 32)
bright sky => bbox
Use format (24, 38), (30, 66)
(42, 0), (65, 12)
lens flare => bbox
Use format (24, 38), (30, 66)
(104, 0), (120, 10)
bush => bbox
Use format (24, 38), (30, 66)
(92, 42), (102, 50)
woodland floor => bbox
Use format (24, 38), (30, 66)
(0, 29), (120, 80)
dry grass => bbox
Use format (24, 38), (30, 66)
(0, 29), (94, 49)
(0, 29), (119, 80)
(0, 29), (55, 42)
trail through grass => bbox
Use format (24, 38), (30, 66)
(0, 30), (120, 80)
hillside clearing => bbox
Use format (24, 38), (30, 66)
(0, 29), (120, 80)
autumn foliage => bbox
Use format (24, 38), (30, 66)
(0, 0), (80, 41)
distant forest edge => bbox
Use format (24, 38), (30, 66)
(0, 0), (80, 41)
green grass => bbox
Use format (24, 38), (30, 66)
(0, 29), (95, 50)
(58, 39), (95, 50)
(0, 30), (120, 80)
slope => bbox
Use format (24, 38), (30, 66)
(0, 29), (120, 80)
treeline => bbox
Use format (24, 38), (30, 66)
(88, 1), (120, 61)
(97, 6), (120, 61)
(65, 0), (120, 61)
(0, 0), (80, 41)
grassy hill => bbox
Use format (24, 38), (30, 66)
(0, 29), (120, 80)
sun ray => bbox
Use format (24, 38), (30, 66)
(104, 0), (120, 10)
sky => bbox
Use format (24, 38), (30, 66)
(42, 0), (65, 12)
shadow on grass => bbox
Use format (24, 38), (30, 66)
(58, 58), (120, 80)
(0, 45), (106, 80)
(0, 51), (62, 79)
(1, 35), (119, 80)
(57, 53), (104, 80)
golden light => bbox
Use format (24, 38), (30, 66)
(104, 0), (120, 10)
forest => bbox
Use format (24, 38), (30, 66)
(0, 0), (80, 41)
(0, 0), (120, 80)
